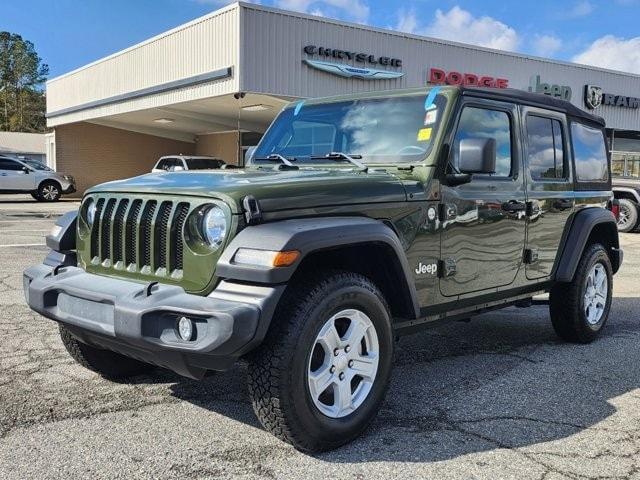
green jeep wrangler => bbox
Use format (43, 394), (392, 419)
(24, 86), (623, 452)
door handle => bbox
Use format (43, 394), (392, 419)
(553, 199), (574, 211)
(0, 173), (7, 176)
(501, 200), (527, 213)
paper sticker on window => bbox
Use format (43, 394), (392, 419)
(417, 128), (432, 142)
(424, 110), (438, 125)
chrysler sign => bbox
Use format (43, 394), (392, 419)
(303, 45), (404, 80)
(303, 45), (402, 67)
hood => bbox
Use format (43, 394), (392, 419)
(86, 167), (409, 213)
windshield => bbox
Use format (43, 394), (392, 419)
(21, 159), (52, 171)
(185, 158), (225, 170)
(253, 93), (447, 165)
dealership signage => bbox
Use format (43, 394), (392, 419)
(303, 45), (404, 80)
(584, 84), (640, 110)
(428, 68), (509, 88)
(527, 75), (572, 101)
(303, 45), (402, 67)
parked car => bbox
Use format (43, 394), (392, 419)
(25, 86), (622, 452)
(0, 155), (75, 201)
(612, 175), (640, 232)
(151, 155), (226, 173)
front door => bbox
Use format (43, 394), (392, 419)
(0, 158), (34, 191)
(522, 108), (574, 279)
(440, 99), (527, 297)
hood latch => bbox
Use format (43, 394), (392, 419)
(243, 195), (263, 225)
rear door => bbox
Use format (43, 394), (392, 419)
(522, 108), (574, 279)
(0, 158), (35, 191)
(439, 99), (527, 297)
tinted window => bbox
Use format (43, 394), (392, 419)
(0, 158), (22, 171)
(571, 123), (608, 182)
(527, 116), (565, 180)
(453, 107), (512, 177)
(185, 158), (225, 170)
(156, 158), (181, 171)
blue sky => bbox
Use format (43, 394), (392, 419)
(2, 0), (640, 79)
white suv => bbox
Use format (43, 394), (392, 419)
(0, 156), (76, 202)
(151, 155), (226, 173)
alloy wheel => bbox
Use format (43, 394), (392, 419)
(42, 185), (59, 200)
(307, 309), (379, 418)
(584, 263), (608, 325)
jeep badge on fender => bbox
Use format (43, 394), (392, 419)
(24, 85), (622, 453)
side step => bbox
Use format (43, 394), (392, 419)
(515, 297), (549, 308)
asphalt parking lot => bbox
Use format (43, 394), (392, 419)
(1, 195), (639, 480)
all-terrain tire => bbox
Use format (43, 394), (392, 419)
(550, 243), (613, 343)
(59, 325), (155, 379)
(617, 198), (638, 233)
(247, 271), (394, 452)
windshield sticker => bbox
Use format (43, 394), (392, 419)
(294, 101), (305, 116)
(424, 109), (438, 125)
(417, 128), (432, 142)
(424, 86), (441, 110)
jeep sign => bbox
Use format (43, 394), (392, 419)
(528, 75), (572, 101)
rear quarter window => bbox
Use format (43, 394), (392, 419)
(571, 122), (609, 183)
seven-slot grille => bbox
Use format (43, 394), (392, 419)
(89, 197), (191, 277)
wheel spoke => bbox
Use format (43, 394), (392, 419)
(308, 365), (334, 400)
(344, 312), (368, 346)
(333, 378), (353, 414)
(317, 322), (341, 352)
(350, 354), (377, 379)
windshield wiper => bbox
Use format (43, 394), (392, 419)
(253, 154), (297, 167)
(311, 152), (368, 172)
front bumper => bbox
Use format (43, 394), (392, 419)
(62, 184), (76, 194)
(24, 264), (284, 378)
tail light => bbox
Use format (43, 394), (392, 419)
(608, 198), (620, 220)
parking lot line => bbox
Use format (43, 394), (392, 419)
(0, 243), (45, 247)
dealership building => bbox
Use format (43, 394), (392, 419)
(46, 1), (640, 194)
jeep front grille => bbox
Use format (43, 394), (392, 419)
(89, 197), (191, 278)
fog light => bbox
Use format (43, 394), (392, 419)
(178, 316), (193, 341)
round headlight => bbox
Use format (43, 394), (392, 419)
(86, 199), (97, 226)
(201, 206), (227, 249)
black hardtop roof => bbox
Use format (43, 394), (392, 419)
(459, 86), (605, 126)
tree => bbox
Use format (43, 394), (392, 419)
(0, 32), (49, 132)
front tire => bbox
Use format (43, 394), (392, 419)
(247, 271), (393, 452)
(550, 243), (613, 343)
(616, 198), (638, 233)
(59, 325), (155, 379)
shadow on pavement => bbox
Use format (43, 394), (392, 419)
(163, 298), (640, 461)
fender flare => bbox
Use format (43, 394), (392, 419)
(554, 208), (620, 282)
(216, 216), (420, 318)
(46, 210), (77, 252)
(612, 187), (640, 203)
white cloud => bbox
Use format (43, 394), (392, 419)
(275, 0), (369, 23)
(573, 35), (640, 74)
(567, 0), (594, 17)
(395, 8), (418, 34)
(395, 6), (519, 52)
(532, 34), (562, 57)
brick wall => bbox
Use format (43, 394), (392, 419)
(195, 132), (240, 165)
(55, 122), (195, 196)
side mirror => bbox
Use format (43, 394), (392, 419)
(458, 138), (497, 174)
(22, 166), (30, 174)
